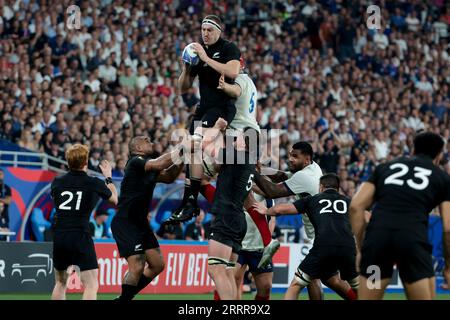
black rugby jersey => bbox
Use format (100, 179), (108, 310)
(367, 155), (450, 235)
(51, 171), (112, 232)
(211, 150), (256, 216)
(116, 155), (159, 223)
(294, 189), (355, 248)
(190, 38), (241, 110)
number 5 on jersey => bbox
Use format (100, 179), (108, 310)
(246, 174), (255, 191)
(59, 191), (83, 210)
(249, 92), (255, 113)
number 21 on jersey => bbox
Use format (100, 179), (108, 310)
(59, 191), (83, 210)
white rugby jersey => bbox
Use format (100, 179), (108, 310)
(230, 73), (260, 132)
(241, 193), (266, 251)
(284, 161), (323, 240)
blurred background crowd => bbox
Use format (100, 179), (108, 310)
(0, 0), (449, 202)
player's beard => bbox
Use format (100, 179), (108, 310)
(290, 162), (305, 173)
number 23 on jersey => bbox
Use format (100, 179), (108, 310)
(384, 163), (432, 191)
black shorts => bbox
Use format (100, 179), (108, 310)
(209, 210), (246, 254)
(360, 228), (434, 283)
(111, 216), (159, 258)
(238, 250), (273, 274)
(189, 105), (236, 135)
(53, 231), (98, 272)
(299, 245), (358, 281)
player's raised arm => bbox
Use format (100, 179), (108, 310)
(157, 163), (184, 184)
(144, 144), (184, 172)
(178, 61), (196, 94)
(217, 73), (241, 98)
(98, 160), (118, 205)
(349, 182), (375, 250)
(253, 171), (293, 199)
(265, 170), (290, 183)
(440, 201), (450, 285)
(192, 43), (240, 80)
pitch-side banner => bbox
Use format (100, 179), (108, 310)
(69, 242), (304, 294)
(0, 241), (402, 294)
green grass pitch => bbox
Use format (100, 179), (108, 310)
(1, 292), (449, 300)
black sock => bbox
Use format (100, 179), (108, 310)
(181, 183), (192, 205)
(135, 275), (152, 294)
(119, 284), (137, 301)
(189, 178), (201, 202)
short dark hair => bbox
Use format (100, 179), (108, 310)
(320, 173), (340, 190)
(292, 141), (314, 159)
(413, 132), (445, 159)
(129, 136), (148, 155)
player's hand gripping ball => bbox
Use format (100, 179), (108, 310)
(182, 43), (200, 66)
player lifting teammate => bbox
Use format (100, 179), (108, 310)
(169, 14), (241, 222)
(206, 127), (257, 300)
(111, 136), (184, 300)
(350, 132), (450, 300)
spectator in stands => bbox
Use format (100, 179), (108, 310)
(0, 0), (449, 245)
(347, 153), (375, 183)
(157, 221), (183, 240)
(0, 169), (11, 241)
(88, 148), (102, 171)
(184, 210), (206, 241)
(89, 210), (110, 239)
(317, 130), (341, 174)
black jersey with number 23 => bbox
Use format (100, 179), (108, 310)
(368, 155), (450, 236)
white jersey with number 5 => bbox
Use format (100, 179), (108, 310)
(230, 73), (260, 132)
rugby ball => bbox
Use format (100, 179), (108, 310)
(182, 43), (200, 66)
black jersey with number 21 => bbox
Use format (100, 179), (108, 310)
(51, 171), (112, 232)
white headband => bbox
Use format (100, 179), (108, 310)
(202, 18), (221, 32)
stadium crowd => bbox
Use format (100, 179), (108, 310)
(0, 0), (449, 200)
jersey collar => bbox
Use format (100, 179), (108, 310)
(69, 170), (87, 176)
(205, 37), (224, 50)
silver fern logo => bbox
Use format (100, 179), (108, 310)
(66, 5), (81, 30)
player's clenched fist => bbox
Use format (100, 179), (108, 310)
(191, 43), (208, 62)
(214, 117), (228, 131)
(217, 73), (225, 90)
